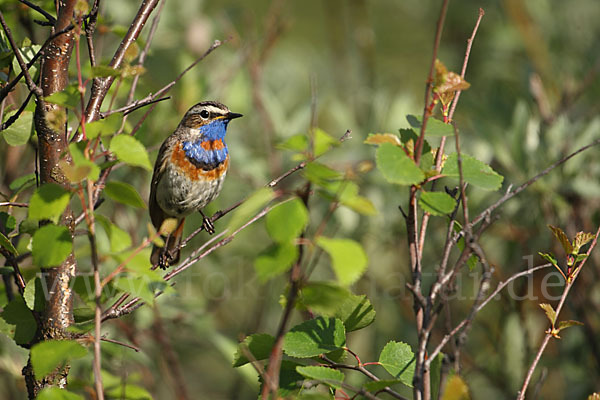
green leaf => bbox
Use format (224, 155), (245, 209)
(456, 234), (478, 271)
(9, 173), (36, 192)
(299, 282), (351, 316)
(112, 250), (171, 304)
(334, 294), (376, 332)
(73, 306), (95, 323)
(96, 214), (132, 253)
(441, 374), (470, 400)
(313, 128), (339, 157)
(105, 384), (152, 400)
(442, 153), (504, 190)
(278, 133), (308, 152)
(324, 180), (377, 216)
(2, 110), (33, 145)
(11, 45), (40, 79)
(303, 162), (343, 186)
(110, 135), (152, 170)
(254, 242), (298, 283)
(0, 296), (37, 344)
(557, 319), (584, 331)
(28, 183), (70, 223)
(378, 341), (415, 386)
(539, 303), (557, 325)
(283, 317), (346, 358)
(31, 340), (87, 379)
(37, 387), (85, 400)
(407, 115), (454, 137)
(539, 252), (559, 268)
(296, 365), (344, 389)
(233, 333), (275, 367)
(316, 237), (368, 286)
(23, 277), (45, 312)
(548, 225), (573, 254)
(573, 231), (595, 253)
(0, 231), (17, 255)
(0, 212), (17, 232)
(104, 181), (147, 208)
(266, 197), (308, 243)
(91, 65), (121, 78)
(419, 191), (457, 216)
(430, 352), (444, 400)
(259, 360), (304, 397)
(65, 142), (100, 182)
(376, 143), (425, 185)
(19, 218), (38, 235)
(32, 224), (72, 267)
(364, 133), (402, 146)
(363, 379), (403, 392)
(44, 84), (80, 109)
(85, 113), (123, 139)
(227, 188), (275, 233)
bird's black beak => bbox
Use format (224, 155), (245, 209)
(227, 112), (243, 120)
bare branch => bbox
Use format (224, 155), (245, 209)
(447, 8), (485, 121)
(427, 263), (552, 364)
(468, 138), (600, 230)
(0, 24), (74, 102)
(85, 0), (160, 123)
(414, 0), (449, 165)
(0, 11), (42, 97)
(0, 91), (33, 131)
(518, 226), (600, 399)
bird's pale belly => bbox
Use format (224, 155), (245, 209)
(155, 162), (226, 217)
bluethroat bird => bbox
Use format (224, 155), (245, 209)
(149, 101), (242, 268)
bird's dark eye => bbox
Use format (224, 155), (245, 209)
(199, 110), (210, 119)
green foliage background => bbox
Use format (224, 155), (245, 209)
(1, 0), (600, 398)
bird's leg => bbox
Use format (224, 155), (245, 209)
(158, 232), (172, 269)
(199, 209), (215, 234)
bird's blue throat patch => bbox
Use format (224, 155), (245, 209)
(197, 118), (230, 141)
(182, 139), (228, 171)
(182, 119), (232, 170)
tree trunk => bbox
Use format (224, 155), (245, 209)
(23, 1), (78, 397)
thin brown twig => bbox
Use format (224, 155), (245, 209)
(151, 306), (190, 400)
(468, 138), (600, 231)
(0, 202), (28, 207)
(418, 8), (484, 259)
(0, 249), (27, 295)
(409, 3), (449, 398)
(517, 226), (600, 399)
(0, 24), (75, 102)
(426, 263), (552, 365)
(447, 8), (485, 121)
(453, 123), (469, 228)
(0, 11), (42, 98)
(414, 0), (449, 165)
(100, 96), (170, 118)
(0, 91), (33, 131)
(178, 129), (351, 255)
(104, 200), (285, 321)
(128, 39), (226, 138)
(83, 0), (101, 67)
(99, 336), (139, 352)
(84, 0), (160, 123)
(321, 356), (408, 400)
(262, 185), (309, 399)
(18, 0), (56, 24)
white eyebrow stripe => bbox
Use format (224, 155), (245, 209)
(199, 105), (228, 115)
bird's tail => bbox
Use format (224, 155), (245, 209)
(151, 218), (185, 269)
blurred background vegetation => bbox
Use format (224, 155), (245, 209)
(1, 0), (600, 398)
